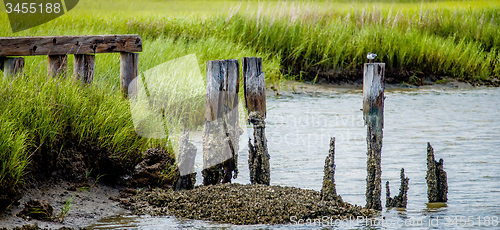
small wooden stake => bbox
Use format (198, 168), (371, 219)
(74, 54), (95, 85)
(243, 57), (270, 185)
(120, 52), (139, 97)
(3, 57), (24, 79)
(321, 137), (338, 202)
(47, 55), (67, 78)
(363, 62), (385, 211)
(202, 59), (241, 185)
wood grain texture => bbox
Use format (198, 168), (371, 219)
(74, 54), (95, 85)
(47, 55), (67, 78)
(243, 57), (266, 117)
(3, 57), (24, 79)
(0, 35), (142, 56)
(120, 52), (139, 97)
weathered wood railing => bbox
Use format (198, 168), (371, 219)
(0, 35), (142, 96)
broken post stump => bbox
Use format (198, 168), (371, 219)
(120, 52), (139, 97)
(386, 168), (409, 208)
(321, 137), (340, 202)
(202, 59), (241, 185)
(47, 55), (67, 78)
(74, 54), (95, 85)
(243, 57), (270, 186)
(363, 62), (385, 211)
(426, 142), (448, 203)
(3, 57), (24, 79)
(176, 131), (197, 190)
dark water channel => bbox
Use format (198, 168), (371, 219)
(92, 87), (500, 229)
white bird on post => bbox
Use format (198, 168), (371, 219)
(367, 52), (377, 63)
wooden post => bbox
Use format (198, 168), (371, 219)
(3, 57), (24, 79)
(243, 57), (270, 185)
(202, 59), (241, 185)
(426, 142), (448, 203)
(321, 137), (338, 202)
(47, 55), (67, 78)
(363, 62), (385, 211)
(120, 52), (139, 97)
(74, 54), (95, 85)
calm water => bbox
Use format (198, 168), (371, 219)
(92, 87), (500, 229)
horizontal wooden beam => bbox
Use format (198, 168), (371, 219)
(0, 35), (142, 56)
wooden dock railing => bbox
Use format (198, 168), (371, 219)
(0, 35), (142, 96)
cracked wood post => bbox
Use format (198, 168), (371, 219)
(120, 52), (139, 97)
(74, 54), (95, 85)
(47, 55), (67, 78)
(243, 57), (270, 185)
(3, 57), (24, 79)
(202, 59), (241, 185)
(363, 62), (385, 211)
(426, 142), (448, 203)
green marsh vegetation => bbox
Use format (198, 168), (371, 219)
(1, 0), (499, 209)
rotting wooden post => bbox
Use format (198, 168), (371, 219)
(3, 57), (24, 79)
(202, 59), (241, 185)
(74, 54), (95, 85)
(243, 57), (270, 186)
(386, 168), (409, 208)
(47, 55), (67, 78)
(120, 52), (139, 97)
(426, 142), (448, 203)
(321, 137), (339, 202)
(363, 62), (385, 211)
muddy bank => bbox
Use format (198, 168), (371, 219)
(282, 66), (500, 87)
(128, 183), (376, 225)
(0, 178), (126, 229)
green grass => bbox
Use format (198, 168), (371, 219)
(1, 0), (500, 207)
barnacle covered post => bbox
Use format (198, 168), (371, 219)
(243, 57), (270, 185)
(386, 168), (409, 208)
(321, 137), (340, 202)
(202, 59), (241, 185)
(426, 142), (448, 203)
(363, 62), (385, 211)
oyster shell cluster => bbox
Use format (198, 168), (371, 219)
(128, 183), (375, 225)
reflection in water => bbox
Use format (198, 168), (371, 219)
(94, 87), (500, 229)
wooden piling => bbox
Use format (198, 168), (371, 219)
(243, 57), (270, 185)
(321, 137), (339, 202)
(74, 54), (95, 85)
(3, 57), (24, 79)
(386, 168), (409, 208)
(120, 52), (139, 97)
(426, 142), (448, 203)
(363, 62), (385, 211)
(47, 55), (67, 78)
(202, 59), (241, 185)
(176, 131), (197, 191)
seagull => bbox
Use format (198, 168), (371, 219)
(367, 52), (377, 63)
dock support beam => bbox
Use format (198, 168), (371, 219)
(74, 54), (95, 85)
(120, 52), (139, 97)
(363, 63), (385, 211)
(47, 55), (67, 78)
(3, 57), (24, 79)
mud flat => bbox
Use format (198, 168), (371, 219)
(128, 183), (375, 225)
